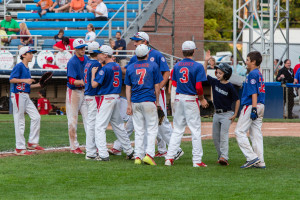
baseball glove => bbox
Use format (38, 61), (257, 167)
(157, 106), (165, 126)
(39, 72), (53, 88)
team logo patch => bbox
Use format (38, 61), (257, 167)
(161, 57), (165, 62)
(150, 57), (155, 62)
(99, 70), (104, 75)
(250, 79), (256, 84)
(78, 39), (84, 44)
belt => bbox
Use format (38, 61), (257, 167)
(215, 109), (230, 114)
(18, 92), (28, 94)
(76, 87), (84, 90)
(176, 93), (196, 96)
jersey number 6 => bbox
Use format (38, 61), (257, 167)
(136, 69), (146, 85)
(179, 67), (189, 83)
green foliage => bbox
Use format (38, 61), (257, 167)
(287, 0), (300, 27)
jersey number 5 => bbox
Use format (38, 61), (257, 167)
(113, 72), (120, 87)
(136, 69), (146, 85)
(179, 67), (189, 83)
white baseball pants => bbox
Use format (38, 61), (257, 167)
(132, 102), (158, 159)
(66, 88), (88, 150)
(166, 94), (203, 164)
(113, 116), (134, 151)
(170, 86), (177, 116)
(11, 92), (41, 149)
(84, 95), (98, 157)
(235, 104), (265, 163)
(95, 94), (133, 158)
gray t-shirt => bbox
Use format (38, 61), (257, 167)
(56, 0), (70, 6)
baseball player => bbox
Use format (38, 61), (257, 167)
(37, 90), (53, 115)
(9, 46), (44, 155)
(203, 51), (240, 166)
(235, 51), (266, 169)
(124, 32), (183, 159)
(91, 45), (134, 161)
(84, 41), (102, 159)
(66, 38), (89, 154)
(125, 44), (162, 165)
(165, 41), (208, 167)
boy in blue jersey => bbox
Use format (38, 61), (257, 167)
(235, 51), (266, 169)
(66, 38), (89, 155)
(165, 41), (209, 167)
(84, 41), (102, 160)
(125, 44), (162, 165)
(9, 46), (44, 155)
(123, 32), (183, 159)
(204, 50), (240, 166)
(91, 45), (134, 161)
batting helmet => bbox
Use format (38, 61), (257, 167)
(215, 63), (232, 80)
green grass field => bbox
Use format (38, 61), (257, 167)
(0, 115), (299, 199)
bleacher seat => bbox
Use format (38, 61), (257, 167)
(42, 39), (56, 50)
(18, 12), (136, 20)
(32, 0), (149, 2)
(26, 4), (143, 11)
(95, 39), (105, 46)
(30, 30), (120, 37)
(25, 21), (128, 29)
(9, 39), (21, 55)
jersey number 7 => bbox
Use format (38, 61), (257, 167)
(136, 69), (146, 85)
(179, 67), (189, 83)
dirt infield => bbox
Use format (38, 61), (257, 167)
(1, 122), (299, 158)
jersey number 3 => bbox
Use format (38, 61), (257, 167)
(179, 67), (189, 83)
(136, 69), (146, 85)
(113, 72), (120, 87)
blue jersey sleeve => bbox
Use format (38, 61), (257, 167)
(295, 69), (300, 82)
(246, 72), (259, 96)
(9, 64), (21, 80)
(94, 68), (106, 85)
(172, 66), (177, 82)
(207, 75), (217, 86)
(153, 64), (161, 84)
(67, 59), (79, 79)
(124, 67), (132, 86)
(157, 53), (169, 72)
(125, 56), (137, 69)
(196, 64), (207, 82)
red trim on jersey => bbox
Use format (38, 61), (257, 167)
(196, 98), (200, 111)
(172, 80), (177, 87)
(161, 89), (165, 107)
(69, 77), (76, 85)
(68, 89), (72, 103)
(196, 82), (203, 96)
(244, 105), (249, 115)
(77, 56), (85, 62)
(15, 93), (19, 111)
(97, 96), (104, 112)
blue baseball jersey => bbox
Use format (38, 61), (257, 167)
(207, 75), (239, 110)
(9, 62), (32, 93)
(125, 60), (162, 103)
(94, 62), (122, 95)
(172, 58), (207, 95)
(67, 55), (89, 90)
(241, 68), (265, 106)
(295, 69), (300, 82)
(84, 59), (101, 96)
(125, 49), (169, 73)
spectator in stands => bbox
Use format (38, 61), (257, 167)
(274, 59), (283, 77)
(69, 0), (85, 13)
(0, 29), (8, 47)
(87, 0), (98, 10)
(0, 12), (20, 42)
(36, 0), (53, 17)
(109, 38), (117, 62)
(19, 23), (33, 47)
(87, 0), (108, 21)
(50, 0), (71, 13)
(37, 90), (53, 115)
(276, 59), (295, 119)
(293, 56), (300, 75)
(43, 56), (60, 69)
(85, 24), (96, 43)
(54, 29), (64, 42)
(53, 37), (75, 52)
(230, 55), (247, 76)
(208, 57), (217, 69)
(114, 31), (127, 67)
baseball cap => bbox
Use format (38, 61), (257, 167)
(135, 44), (150, 57)
(99, 45), (113, 56)
(45, 56), (53, 62)
(5, 12), (11, 16)
(182, 41), (197, 50)
(19, 46), (37, 55)
(73, 38), (87, 49)
(87, 41), (101, 53)
(130, 32), (149, 42)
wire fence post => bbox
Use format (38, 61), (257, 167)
(109, 21), (112, 39)
(124, 2), (127, 33)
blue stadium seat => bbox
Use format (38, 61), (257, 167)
(9, 39), (21, 55)
(18, 12), (136, 20)
(95, 39), (105, 46)
(26, 4), (142, 11)
(33, 0), (149, 2)
(42, 39), (56, 50)
(25, 21), (128, 29)
(30, 30), (121, 37)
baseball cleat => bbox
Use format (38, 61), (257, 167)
(218, 157), (229, 166)
(193, 162), (208, 168)
(15, 149), (33, 156)
(27, 142), (45, 150)
(70, 148), (85, 154)
(165, 159), (174, 166)
(252, 162), (266, 169)
(95, 156), (110, 161)
(85, 155), (100, 160)
(174, 150), (184, 160)
(154, 151), (167, 157)
(126, 151), (135, 160)
(134, 157), (142, 165)
(240, 157), (260, 169)
(108, 148), (122, 156)
(143, 154), (157, 166)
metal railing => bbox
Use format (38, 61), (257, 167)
(0, 35), (42, 49)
